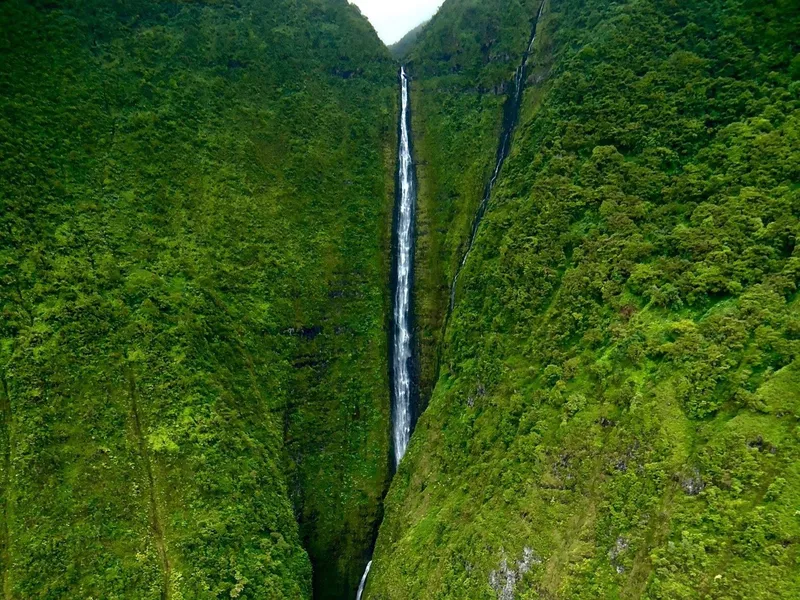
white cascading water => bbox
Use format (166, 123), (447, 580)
(356, 66), (417, 600)
(355, 560), (372, 600)
(392, 65), (416, 468)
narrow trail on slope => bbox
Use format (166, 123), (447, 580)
(126, 370), (172, 600)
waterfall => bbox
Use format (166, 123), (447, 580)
(355, 561), (372, 600)
(392, 65), (417, 468)
(449, 1), (546, 313)
(355, 5), (544, 594)
(356, 65), (418, 600)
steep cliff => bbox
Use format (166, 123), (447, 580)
(406, 0), (545, 409)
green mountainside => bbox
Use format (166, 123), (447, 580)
(388, 22), (428, 60)
(0, 0), (394, 598)
(368, 0), (800, 598)
(3, 0), (800, 598)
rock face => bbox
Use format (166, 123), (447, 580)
(608, 537), (629, 574)
(489, 547), (542, 600)
(680, 469), (706, 496)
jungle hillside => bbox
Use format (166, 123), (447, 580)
(1, 0), (396, 598)
(367, 0), (800, 598)
(2, 0), (800, 599)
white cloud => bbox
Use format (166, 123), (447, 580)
(350, 0), (443, 45)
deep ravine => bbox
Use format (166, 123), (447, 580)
(358, 9), (545, 590)
(357, 65), (419, 600)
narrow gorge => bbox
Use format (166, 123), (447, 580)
(359, 8), (550, 595)
(358, 63), (419, 600)
(449, 1), (545, 314)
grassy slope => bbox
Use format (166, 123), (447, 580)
(406, 0), (544, 407)
(0, 0), (395, 597)
(368, 0), (800, 598)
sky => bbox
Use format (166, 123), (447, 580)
(350, 0), (443, 45)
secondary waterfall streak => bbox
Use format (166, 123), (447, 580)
(392, 66), (417, 468)
(449, 1), (545, 313)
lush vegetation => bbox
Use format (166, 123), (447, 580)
(368, 0), (800, 598)
(0, 0), (396, 597)
(405, 0), (544, 406)
(5, 0), (800, 597)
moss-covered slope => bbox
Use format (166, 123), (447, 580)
(368, 0), (800, 597)
(0, 0), (395, 597)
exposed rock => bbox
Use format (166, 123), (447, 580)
(609, 536), (628, 560)
(679, 469), (705, 496)
(517, 547), (541, 574)
(489, 547), (541, 599)
(609, 536), (628, 569)
(609, 536), (629, 573)
(284, 325), (323, 340)
(748, 435), (777, 454)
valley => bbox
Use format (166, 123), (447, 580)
(1, 0), (798, 598)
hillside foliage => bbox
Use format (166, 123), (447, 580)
(368, 0), (800, 597)
(405, 0), (544, 406)
(389, 21), (429, 60)
(0, 0), (395, 597)
(4, 0), (800, 598)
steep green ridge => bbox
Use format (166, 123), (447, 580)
(388, 22), (428, 60)
(368, 0), (800, 597)
(0, 0), (395, 598)
(405, 0), (544, 406)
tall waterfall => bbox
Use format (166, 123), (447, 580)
(449, 1), (546, 313)
(355, 66), (418, 600)
(392, 66), (417, 468)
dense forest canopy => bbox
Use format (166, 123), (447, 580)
(1, 0), (395, 597)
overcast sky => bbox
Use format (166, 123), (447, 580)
(350, 0), (443, 45)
